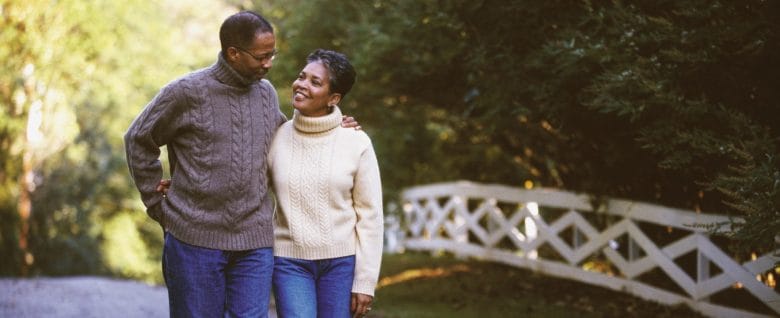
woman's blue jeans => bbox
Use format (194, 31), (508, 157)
(163, 232), (273, 318)
(272, 255), (356, 318)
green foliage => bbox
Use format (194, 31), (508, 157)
(372, 252), (705, 317)
(262, 0), (534, 202)
(710, 147), (780, 255)
(258, 0), (779, 253)
(102, 213), (161, 283)
(527, 0), (780, 252)
(1, 0), (229, 280)
(1, 0), (777, 280)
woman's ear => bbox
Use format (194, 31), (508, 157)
(328, 93), (342, 107)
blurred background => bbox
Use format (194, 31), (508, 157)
(1, 0), (778, 286)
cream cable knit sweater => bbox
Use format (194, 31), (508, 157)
(268, 106), (384, 296)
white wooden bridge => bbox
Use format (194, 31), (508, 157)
(390, 181), (779, 318)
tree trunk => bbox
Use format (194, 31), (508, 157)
(17, 71), (37, 277)
(18, 152), (33, 276)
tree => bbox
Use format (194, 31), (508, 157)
(1, 0), (86, 275)
(521, 0), (780, 254)
(0, 0), (232, 281)
(254, 0), (779, 254)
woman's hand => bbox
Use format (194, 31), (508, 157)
(351, 293), (373, 317)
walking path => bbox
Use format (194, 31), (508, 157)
(0, 277), (277, 318)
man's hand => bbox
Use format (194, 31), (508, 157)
(156, 179), (171, 196)
(341, 115), (362, 130)
(351, 293), (373, 317)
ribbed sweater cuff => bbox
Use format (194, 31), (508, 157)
(352, 279), (377, 296)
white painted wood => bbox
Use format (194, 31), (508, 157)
(626, 222), (698, 297)
(399, 181), (780, 318)
(404, 238), (770, 318)
(623, 234), (698, 279)
(696, 237), (780, 312)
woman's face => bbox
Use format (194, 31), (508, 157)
(292, 61), (340, 117)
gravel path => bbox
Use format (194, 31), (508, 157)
(0, 277), (277, 318)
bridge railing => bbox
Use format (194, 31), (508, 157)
(396, 181), (779, 318)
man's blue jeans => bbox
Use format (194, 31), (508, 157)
(272, 255), (356, 318)
(163, 232), (273, 318)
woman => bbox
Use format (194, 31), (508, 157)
(268, 49), (383, 317)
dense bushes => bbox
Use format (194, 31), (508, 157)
(265, 0), (779, 254)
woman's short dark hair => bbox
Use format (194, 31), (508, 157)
(219, 11), (273, 54)
(306, 49), (356, 99)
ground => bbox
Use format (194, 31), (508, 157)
(0, 277), (279, 318)
(0, 277), (169, 318)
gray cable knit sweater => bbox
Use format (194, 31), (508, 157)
(124, 53), (287, 251)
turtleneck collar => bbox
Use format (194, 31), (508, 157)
(211, 52), (256, 88)
(293, 106), (342, 134)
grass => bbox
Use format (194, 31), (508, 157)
(367, 252), (706, 318)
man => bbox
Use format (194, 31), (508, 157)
(124, 11), (355, 317)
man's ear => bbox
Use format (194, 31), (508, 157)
(225, 47), (240, 63)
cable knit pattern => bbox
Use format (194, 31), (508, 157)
(179, 72), (214, 223)
(125, 53), (287, 251)
(256, 86), (276, 208)
(226, 92), (249, 223)
(288, 109), (340, 248)
(268, 106), (384, 296)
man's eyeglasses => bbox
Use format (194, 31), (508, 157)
(235, 47), (277, 63)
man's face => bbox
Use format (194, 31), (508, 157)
(228, 32), (276, 81)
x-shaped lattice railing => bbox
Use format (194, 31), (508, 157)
(400, 182), (780, 318)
